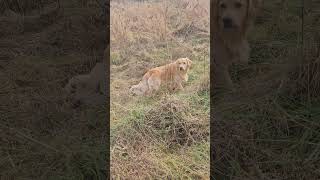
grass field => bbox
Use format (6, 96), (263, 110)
(110, 0), (210, 179)
(212, 0), (320, 179)
(0, 0), (108, 179)
(0, 0), (320, 179)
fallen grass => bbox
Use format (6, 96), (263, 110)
(0, 0), (108, 179)
(212, 0), (320, 179)
(111, 93), (209, 179)
(110, 1), (209, 178)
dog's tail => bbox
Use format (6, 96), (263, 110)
(141, 70), (152, 81)
(140, 71), (153, 93)
(129, 71), (153, 96)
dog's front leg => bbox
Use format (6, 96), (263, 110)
(212, 63), (234, 92)
(184, 74), (189, 82)
(238, 41), (250, 65)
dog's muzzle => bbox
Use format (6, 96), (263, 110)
(223, 18), (233, 29)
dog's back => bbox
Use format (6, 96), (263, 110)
(130, 58), (191, 96)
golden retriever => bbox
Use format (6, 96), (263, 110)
(130, 57), (192, 96)
(212, 0), (262, 91)
(64, 47), (108, 106)
(64, 62), (106, 105)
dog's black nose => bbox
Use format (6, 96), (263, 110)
(223, 18), (233, 28)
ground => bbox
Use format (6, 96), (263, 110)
(110, 0), (210, 179)
(0, 0), (320, 179)
(0, 0), (108, 179)
(212, 0), (320, 179)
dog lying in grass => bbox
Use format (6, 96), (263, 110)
(212, 0), (262, 91)
(64, 62), (106, 106)
(64, 47), (108, 106)
(130, 57), (192, 96)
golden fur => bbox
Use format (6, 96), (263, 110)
(64, 47), (108, 106)
(130, 57), (192, 96)
(212, 0), (262, 91)
(64, 62), (106, 105)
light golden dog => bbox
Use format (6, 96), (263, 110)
(212, 0), (262, 91)
(64, 62), (106, 106)
(130, 57), (192, 96)
(63, 47), (108, 106)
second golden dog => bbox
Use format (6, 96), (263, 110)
(212, 0), (262, 91)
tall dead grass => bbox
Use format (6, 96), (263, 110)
(0, 0), (108, 179)
(110, 0), (210, 179)
(212, 0), (320, 179)
(110, 0), (209, 51)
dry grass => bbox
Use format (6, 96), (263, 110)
(212, 0), (320, 179)
(110, 0), (209, 179)
(111, 0), (209, 44)
(111, 96), (209, 178)
(1, 0), (319, 179)
(0, 0), (108, 179)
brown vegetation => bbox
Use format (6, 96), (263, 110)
(111, 0), (210, 179)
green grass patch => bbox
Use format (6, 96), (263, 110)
(152, 142), (209, 179)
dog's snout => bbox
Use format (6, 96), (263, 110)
(223, 18), (233, 28)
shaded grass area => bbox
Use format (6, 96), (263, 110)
(0, 56), (108, 180)
(0, 0), (108, 179)
(212, 0), (320, 179)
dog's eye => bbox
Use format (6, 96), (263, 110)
(235, 2), (242, 8)
(220, 3), (226, 9)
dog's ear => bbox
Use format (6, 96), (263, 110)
(187, 58), (193, 69)
(246, 0), (262, 24)
(241, 0), (260, 35)
(174, 59), (180, 70)
(250, 0), (263, 15)
(212, 0), (220, 35)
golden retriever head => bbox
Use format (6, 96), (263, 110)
(175, 57), (192, 72)
(212, 0), (262, 36)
